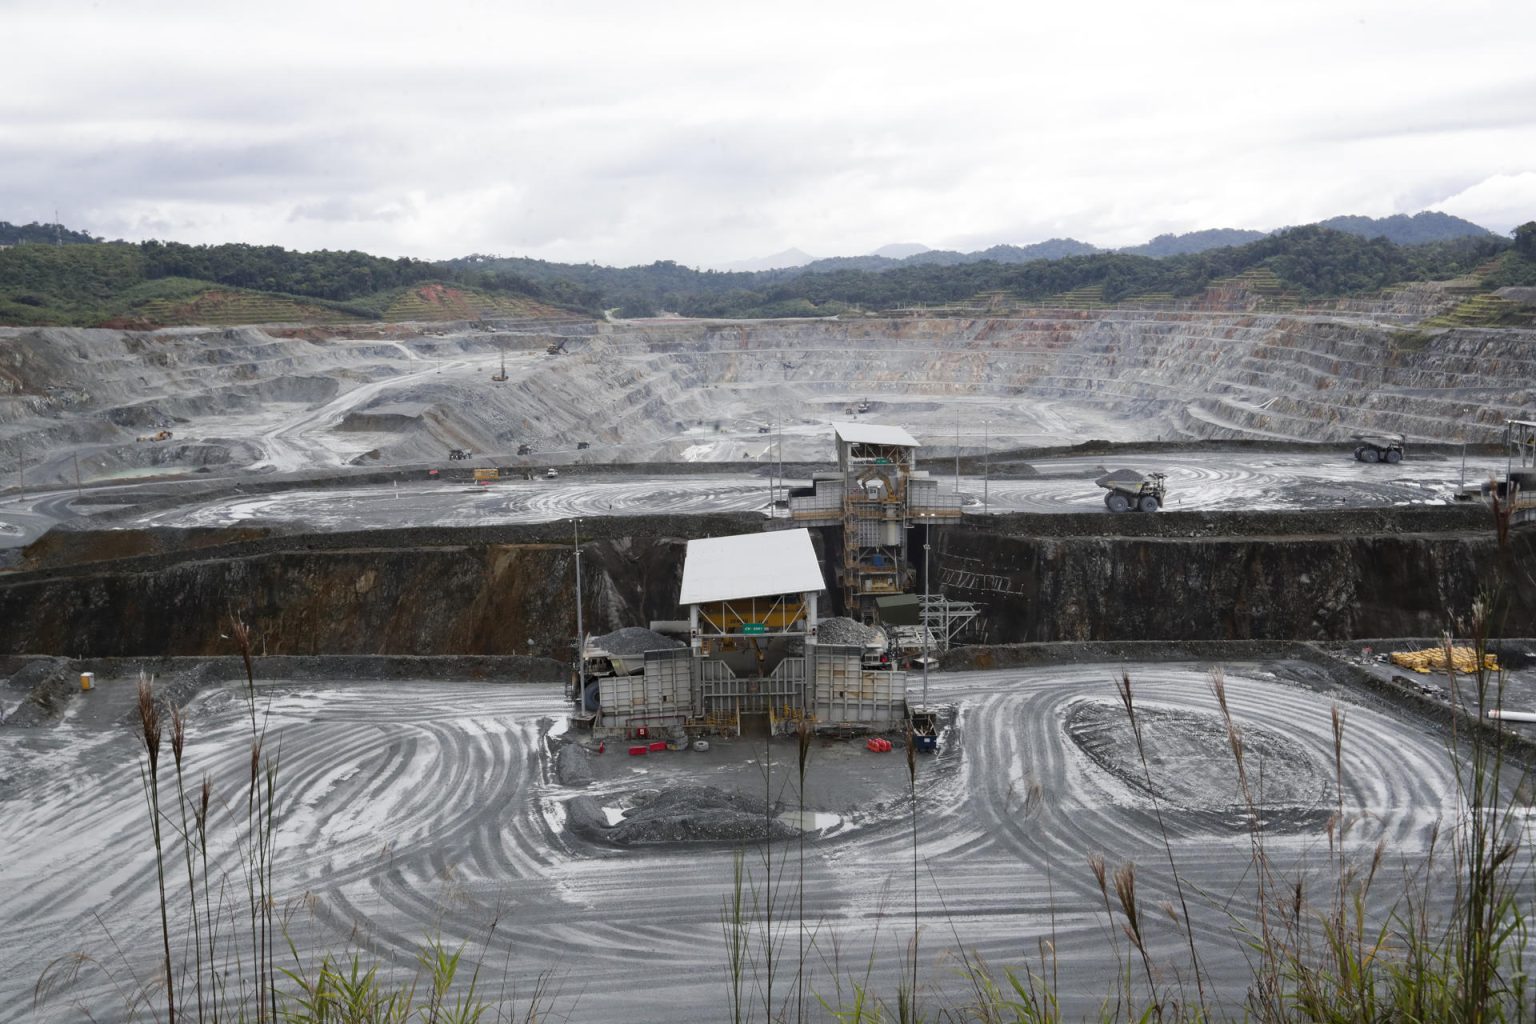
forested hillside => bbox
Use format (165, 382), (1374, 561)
(0, 220), (100, 246)
(0, 220), (1525, 327)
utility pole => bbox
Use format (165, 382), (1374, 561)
(776, 413), (784, 514)
(73, 450), (82, 498)
(983, 419), (989, 512)
(954, 409), (960, 493)
(770, 412), (777, 512)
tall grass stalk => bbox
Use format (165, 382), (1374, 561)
(722, 849), (750, 1024)
(1440, 608), (1527, 1024)
(136, 674), (178, 1023)
(764, 724), (776, 1022)
(1116, 671), (1207, 1019)
(169, 704), (206, 1024)
(797, 719), (813, 1024)
(904, 724), (920, 1024)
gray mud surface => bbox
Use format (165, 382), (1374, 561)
(1065, 701), (1334, 831)
(3, 657), (1531, 1022)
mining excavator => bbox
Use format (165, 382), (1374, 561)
(546, 339), (568, 355)
(1095, 469), (1166, 513)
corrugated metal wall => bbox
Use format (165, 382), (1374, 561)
(599, 648), (691, 730)
(811, 644), (906, 728)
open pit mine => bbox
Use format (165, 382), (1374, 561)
(2, 303), (1535, 1022)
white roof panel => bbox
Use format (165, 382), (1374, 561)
(832, 422), (920, 447)
(680, 528), (826, 604)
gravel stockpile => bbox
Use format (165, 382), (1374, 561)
(784, 616), (885, 655)
(568, 786), (798, 845)
(587, 627), (684, 654)
(817, 617), (884, 646)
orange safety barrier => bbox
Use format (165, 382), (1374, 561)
(648, 741), (668, 753)
(866, 737), (892, 753)
(628, 745), (649, 756)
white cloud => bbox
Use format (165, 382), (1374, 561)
(4, 0), (1534, 263)
(1432, 173), (1536, 234)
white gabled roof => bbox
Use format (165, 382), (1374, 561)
(833, 422), (920, 448)
(679, 528), (825, 604)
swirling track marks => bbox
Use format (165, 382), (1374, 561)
(0, 668), (1490, 1023)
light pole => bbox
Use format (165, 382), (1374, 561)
(921, 535), (930, 710)
(573, 518), (584, 703)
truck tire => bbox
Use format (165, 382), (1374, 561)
(1353, 446), (1365, 461)
(1385, 449), (1402, 464)
(1138, 494), (1160, 513)
(1362, 448), (1380, 463)
(1106, 492), (1130, 513)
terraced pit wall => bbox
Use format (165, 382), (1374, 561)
(7, 313), (1536, 484)
(0, 509), (1530, 657)
(585, 315), (1536, 445)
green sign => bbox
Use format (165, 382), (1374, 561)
(741, 623), (767, 635)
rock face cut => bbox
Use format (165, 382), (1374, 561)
(0, 508), (1528, 658)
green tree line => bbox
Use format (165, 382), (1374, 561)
(0, 226), (1518, 326)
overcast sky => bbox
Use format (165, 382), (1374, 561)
(4, 0), (1533, 268)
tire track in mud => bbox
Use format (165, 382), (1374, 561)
(976, 452), (1507, 514)
(134, 476), (775, 529)
(129, 452), (1509, 532)
(1, 667), (1476, 1022)
(906, 665), (1461, 1007)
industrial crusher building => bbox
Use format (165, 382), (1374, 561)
(576, 528), (910, 738)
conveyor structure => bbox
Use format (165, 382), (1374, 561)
(788, 422), (963, 617)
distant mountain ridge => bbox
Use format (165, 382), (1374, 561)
(1120, 229), (1268, 257)
(1314, 211), (1496, 245)
(870, 242), (930, 259)
(788, 238), (1101, 276)
(739, 211), (1497, 276)
(711, 247), (816, 272)
(3, 215), (1518, 327)
(2, 210), (1510, 328)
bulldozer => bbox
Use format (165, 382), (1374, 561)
(1095, 469), (1166, 513)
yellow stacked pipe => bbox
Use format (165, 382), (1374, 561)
(1389, 647), (1500, 674)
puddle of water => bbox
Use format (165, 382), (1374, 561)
(777, 810), (842, 832)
